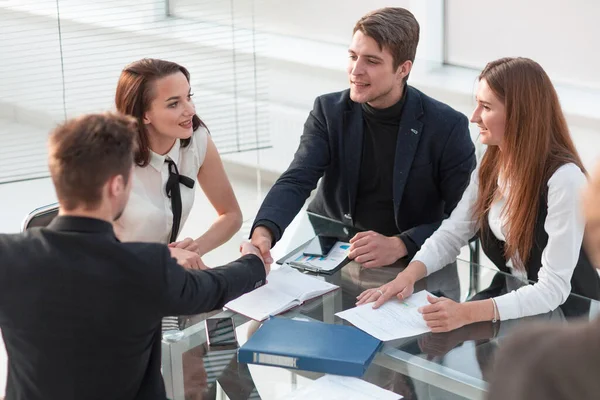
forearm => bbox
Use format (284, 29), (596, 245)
(461, 299), (495, 324)
(402, 261), (428, 284)
(165, 254), (265, 316)
(195, 210), (243, 256)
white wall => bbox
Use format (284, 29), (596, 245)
(446, 0), (600, 90)
(172, 0), (410, 45)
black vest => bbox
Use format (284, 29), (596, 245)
(479, 185), (600, 315)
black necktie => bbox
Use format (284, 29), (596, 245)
(165, 158), (195, 243)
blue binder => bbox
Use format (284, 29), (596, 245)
(238, 317), (381, 377)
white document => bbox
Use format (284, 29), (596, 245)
(225, 266), (338, 321)
(281, 375), (402, 400)
(335, 290), (432, 341)
(285, 241), (350, 272)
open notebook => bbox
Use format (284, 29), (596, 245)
(225, 266), (339, 321)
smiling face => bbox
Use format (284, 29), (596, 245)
(347, 30), (410, 109)
(471, 78), (507, 148)
(143, 72), (196, 147)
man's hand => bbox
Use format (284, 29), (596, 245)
(418, 295), (470, 333)
(240, 241), (270, 276)
(168, 237), (201, 254)
(249, 226), (274, 265)
(356, 271), (415, 308)
(169, 247), (207, 270)
(348, 231), (407, 268)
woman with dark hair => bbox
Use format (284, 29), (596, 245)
(357, 57), (600, 331)
(114, 58), (242, 271)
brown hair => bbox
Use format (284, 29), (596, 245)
(115, 58), (206, 167)
(473, 57), (585, 269)
(353, 7), (420, 76)
(48, 112), (137, 211)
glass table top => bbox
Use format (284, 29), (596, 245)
(162, 211), (600, 400)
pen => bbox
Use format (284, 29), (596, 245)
(288, 261), (319, 273)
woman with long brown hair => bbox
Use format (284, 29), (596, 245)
(357, 57), (600, 331)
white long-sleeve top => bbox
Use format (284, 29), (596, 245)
(412, 163), (587, 321)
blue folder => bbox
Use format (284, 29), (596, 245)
(238, 317), (381, 377)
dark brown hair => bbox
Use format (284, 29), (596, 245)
(48, 112), (137, 211)
(473, 57), (585, 269)
(353, 7), (420, 76)
(115, 58), (206, 167)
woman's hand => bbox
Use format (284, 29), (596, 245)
(418, 329), (467, 358)
(169, 247), (207, 270)
(356, 272), (416, 308)
(168, 237), (200, 254)
(419, 295), (471, 333)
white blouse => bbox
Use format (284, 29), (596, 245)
(114, 128), (209, 244)
(412, 163), (587, 321)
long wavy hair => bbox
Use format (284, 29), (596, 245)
(473, 57), (585, 269)
(115, 58), (207, 167)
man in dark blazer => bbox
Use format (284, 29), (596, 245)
(0, 113), (267, 400)
(250, 8), (475, 268)
(487, 161), (600, 400)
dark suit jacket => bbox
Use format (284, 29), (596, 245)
(488, 318), (600, 400)
(0, 216), (266, 400)
(253, 86), (476, 258)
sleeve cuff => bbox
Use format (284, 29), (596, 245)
(398, 233), (419, 261)
(250, 220), (282, 248)
(411, 251), (441, 276)
(242, 254), (267, 289)
(493, 292), (520, 321)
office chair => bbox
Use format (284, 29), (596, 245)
(21, 202), (59, 232)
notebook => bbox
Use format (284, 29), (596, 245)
(238, 317), (382, 377)
(224, 266), (339, 321)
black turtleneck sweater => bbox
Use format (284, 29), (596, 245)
(353, 90), (406, 236)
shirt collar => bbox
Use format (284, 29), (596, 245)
(47, 216), (117, 238)
(148, 139), (181, 171)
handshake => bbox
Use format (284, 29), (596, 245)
(239, 241), (271, 275)
(168, 237), (270, 276)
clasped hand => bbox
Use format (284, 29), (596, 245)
(169, 247), (207, 270)
(348, 231), (407, 268)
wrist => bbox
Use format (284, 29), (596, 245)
(193, 240), (204, 256)
(390, 236), (407, 260)
(463, 300), (493, 324)
(459, 302), (475, 325)
(402, 260), (427, 284)
(253, 226), (273, 243)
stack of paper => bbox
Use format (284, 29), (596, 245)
(281, 375), (402, 400)
(225, 266), (338, 321)
(336, 290), (433, 341)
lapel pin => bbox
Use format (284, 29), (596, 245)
(411, 128), (419, 134)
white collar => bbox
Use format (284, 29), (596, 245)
(148, 139), (181, 171)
